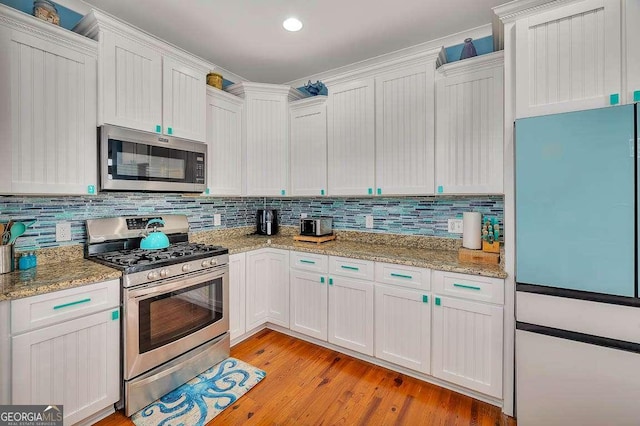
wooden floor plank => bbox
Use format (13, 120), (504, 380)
(95, 330), (516, 426)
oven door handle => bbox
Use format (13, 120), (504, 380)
(127, 267), (227, 300)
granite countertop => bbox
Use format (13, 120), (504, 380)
(0, 227), (506, 302)
(192, 228), (507, 279)
(0, 258), (122, 302)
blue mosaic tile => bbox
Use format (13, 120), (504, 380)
(0, 194), (503, 250)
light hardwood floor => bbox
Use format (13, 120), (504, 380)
(96, 329), (516, 425)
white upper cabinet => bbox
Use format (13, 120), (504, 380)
(0, 5), (98, 195)
(227, 82), (305, 196)
(514, 0), (622, 117)
(327, 78), (376, 196)
(626, 0), (640, 103)
(375, 65), (435, 195)
(162, 56), (207, 141)
(290, 96), (328, 197)
(100, 30), (162, 134)
(205, 88), (243, 196)
(435, 52), (504, 194)
(75, 10), (209, 141)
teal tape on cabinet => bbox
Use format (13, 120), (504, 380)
(422, 295), (428, 303)
(435, 297), (441, 306)
(610, 93), (620, 105)
(112, 310), (119, 320)
(155, 125), (161, 133)
(53, 298), (91, 310)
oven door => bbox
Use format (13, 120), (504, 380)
(123, 265), (228, 380)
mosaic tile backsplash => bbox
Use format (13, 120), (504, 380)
(0, 194), (503, 250)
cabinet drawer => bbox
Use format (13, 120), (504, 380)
(290, 251), (329, 273)
(432, 270), (504, 304)
(375, 262), (430, 290)
(329, 256), (374, 281)
(11, 279), (121, 335)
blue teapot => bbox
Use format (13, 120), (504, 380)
(140, 219), (170, 250)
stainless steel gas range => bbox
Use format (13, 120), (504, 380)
(85, 215), (230, 416)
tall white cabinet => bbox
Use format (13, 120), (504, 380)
(289, 96), (328, 196)
(0, 5), (98, 195)
(205, 88), (243, 195)
(375, 65), (435, 195)
(75, 10), (209, 142)
(227, 82), (305, 196)
(327, 78), (376, 196)
(435, 52), (504, 194)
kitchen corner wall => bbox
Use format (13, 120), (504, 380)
(0, 194), (503, 251)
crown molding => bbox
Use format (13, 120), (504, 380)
(289, 95), (328, 109)
(74, 9), (215, 73)
(493, 0), (581, 23)
(0, 3), (97, 56)
(226, 82), (307, 101)
(286, 23), (492, 88)
(436, 51), (504, 77)
(206, 86), (244, 105)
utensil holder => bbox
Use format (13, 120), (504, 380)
(0, 245), (15, 274)
(482, 240), (500, 253)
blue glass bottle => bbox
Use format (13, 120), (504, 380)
(460, 38), (478, 60)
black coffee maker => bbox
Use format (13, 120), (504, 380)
(256, 209), (278, 235)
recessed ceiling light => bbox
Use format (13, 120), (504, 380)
(283, 17), (303, 32)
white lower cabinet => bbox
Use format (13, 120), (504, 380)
(229, 253), (246, 341)
(431, 295), (503, 398)
(290, 270), (328, 340)
(245, 248), (290, 330)
(11, 279), (120, 425)
(328, 275), (374, 356)
(374, 284), (431, 374)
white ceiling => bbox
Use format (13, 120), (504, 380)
(77, 0), (506, 84)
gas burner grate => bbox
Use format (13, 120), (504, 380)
(93, 243), (226, 268)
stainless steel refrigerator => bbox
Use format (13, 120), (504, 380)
(515, 104), (640, 425)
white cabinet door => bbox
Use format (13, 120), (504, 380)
(245, 250), (269, 330)
(206, 89), (243, 196)
(626, 0), (640, 104)
(245, 92), (289, 196)
(435, 53), (504, 194)
(328, 276), (374, 356)
(432, 295), (503, 398)
(515, 0), (621, 118)
(327, 78), (375, 196)
(290, 97), (328, 196)
(374, 285), (431, 374)
(12, 309), (120, 425)
(375, 65), (434, 195)
(162, 56), (206, 142)
(0, 28), (97, 195)
(290, 270), (328, 340)
(100, 31), (162, 134)
(265, 249), (290, 328)
(229, 253), (246, 342)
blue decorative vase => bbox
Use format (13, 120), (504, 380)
(460, 38), (478, 60)
(304, 80), (327, 96)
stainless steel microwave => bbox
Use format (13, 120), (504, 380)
(99, 125), (206, 192)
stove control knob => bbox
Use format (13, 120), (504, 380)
(210, 259), (217, 266)
(182, 264), (191, 272)
(147, 271), (159, 280)
(201, 260), (210, 267)
(160, 269), (168, 278)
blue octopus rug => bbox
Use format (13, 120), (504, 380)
(131, 358), (266, 426)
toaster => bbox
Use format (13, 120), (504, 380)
(300, 217), (333, 237)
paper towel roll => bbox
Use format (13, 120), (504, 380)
(462, 212), (482, 249)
